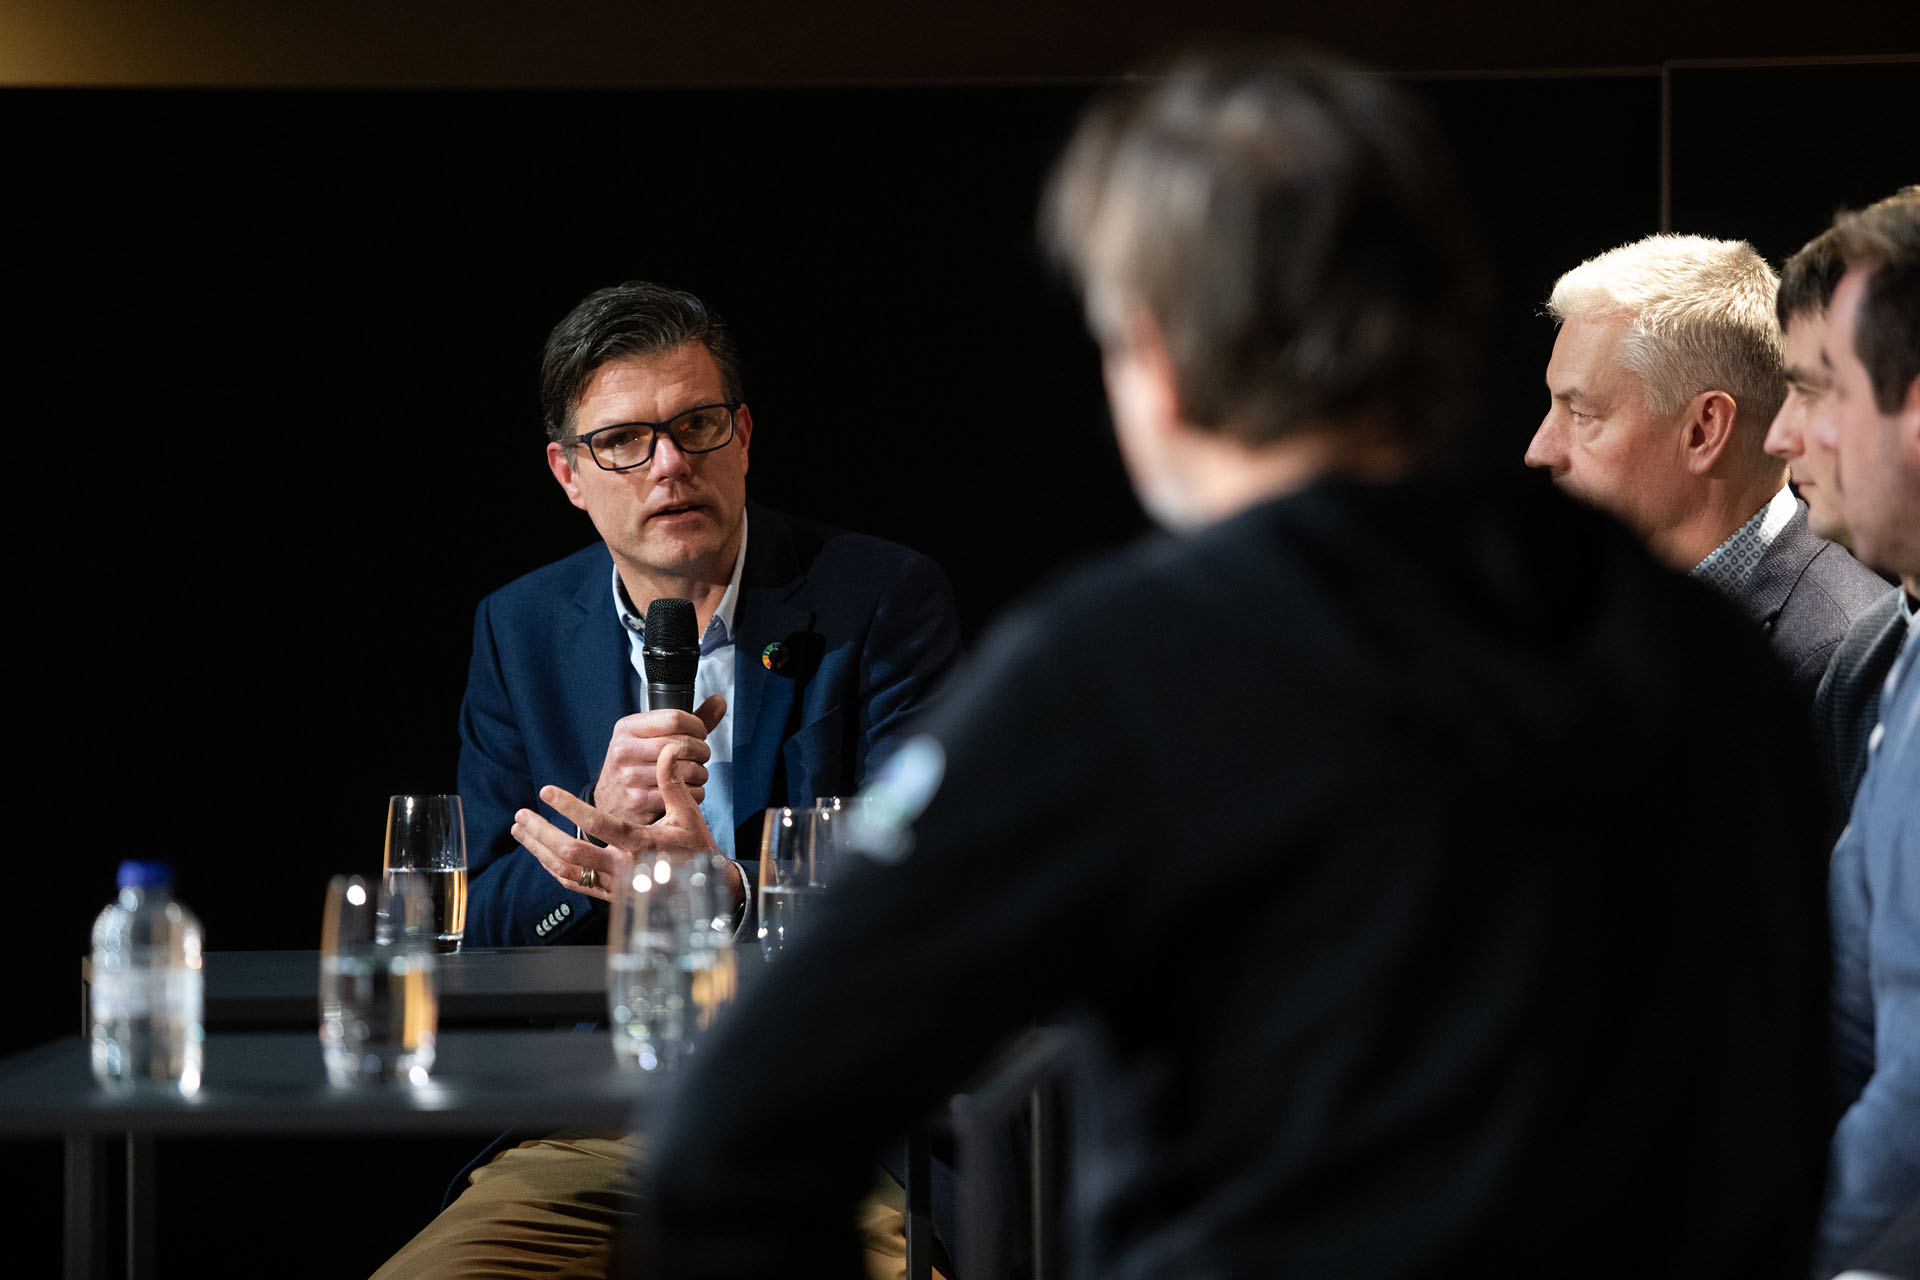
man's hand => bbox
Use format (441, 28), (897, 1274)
(593, 694), (727, 828)
(514, 742), (742, 909)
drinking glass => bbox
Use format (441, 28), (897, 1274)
(758, 805), (825, 960)
(382, 794), (468, 953)
(809, 796), (853, 887)
(606, 852), (737, 1071)
(318, 873), (439, 1086)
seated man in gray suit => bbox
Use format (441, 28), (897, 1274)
(1764, 213), (1911, 815)
(1526, 233), (1886, 694)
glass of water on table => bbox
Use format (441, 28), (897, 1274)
(319, 873), (439, 1085)
(758, 802), (845, 960)
(607, 852), (737, 1071)
(382, 794), (468, 953)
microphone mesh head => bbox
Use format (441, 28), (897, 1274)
(643, 597), (700, 683)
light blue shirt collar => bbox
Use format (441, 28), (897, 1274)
(606, 513), (748, 857)
(610, 511), (748, 652)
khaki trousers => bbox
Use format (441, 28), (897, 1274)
(372, 1131), (945, 1280)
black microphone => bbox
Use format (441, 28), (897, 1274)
(642, 597), (700, 713)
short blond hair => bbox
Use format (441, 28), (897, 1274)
(1547, 235), (1786, 449)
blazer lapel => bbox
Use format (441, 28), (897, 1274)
(1743, 499), (1821, 629)
(559, 547), (634, 792)
(731, 506), (813, 834)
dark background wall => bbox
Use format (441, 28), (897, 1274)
(3, 4), (1915, 1271)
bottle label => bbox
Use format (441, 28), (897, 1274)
(90, 970), (203, 1023)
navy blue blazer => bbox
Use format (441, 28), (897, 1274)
(456, 503), (962, 947)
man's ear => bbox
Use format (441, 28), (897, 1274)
(1109, 302), (1185, 443)
(733, 402), (753, 475)
(1683, 389), (1741, 475)
(1898, 374), (1920, 466)
(546, 441), (590, 511)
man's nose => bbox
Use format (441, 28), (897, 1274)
(649, 431), (693, 477)
(1523, 414), (1565, 472)
(1763, 405), (1801, 460)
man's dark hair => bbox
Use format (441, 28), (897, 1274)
(1831, 187), (1920, 415)
(1042, 49), (1489, 455)
(1776, 228), (1844, 328)
(540, 282), (746, 447)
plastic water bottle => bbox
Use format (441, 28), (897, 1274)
(89, 861), (204, 1095)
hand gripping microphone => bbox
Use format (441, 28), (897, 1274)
(642, 597), (700, 714)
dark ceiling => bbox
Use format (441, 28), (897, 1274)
(3, 0), (1916, 86)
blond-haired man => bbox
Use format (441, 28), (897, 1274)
(1527, 234), (1885, 693)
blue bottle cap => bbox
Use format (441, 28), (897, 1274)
(116, 861), (173, 891)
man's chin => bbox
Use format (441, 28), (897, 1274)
(631, 512), (742, 576)
(1806, 508), (1853, 549)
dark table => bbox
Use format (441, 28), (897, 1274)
(44, 946), (1054, 1280)
(0, 1027), (654, 1280)
(190, 947), (978, 1277)
(48, 946), (635, 1280)
(201, 946), (608, 1029)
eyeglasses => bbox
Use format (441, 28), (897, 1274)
(562, 402), (741, 471)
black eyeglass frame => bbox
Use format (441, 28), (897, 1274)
(560, 401), (743, 472)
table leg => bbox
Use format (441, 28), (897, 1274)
(1028, 1084), (1055, 1280)
(64, 1133), (105, 1280)
(904, 1128), (932, 1280)
(127, 1134), (154, 1280)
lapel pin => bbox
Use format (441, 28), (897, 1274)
(761, 641), (789, 672)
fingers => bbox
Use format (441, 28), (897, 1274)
(655, 742), (720, 852)
(541, 784), (644, 850)
(510, 804), (630, 903)
(596, 707), (719, 830)
(607, 709), (717, 757)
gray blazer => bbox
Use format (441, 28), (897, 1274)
(1735, 498), (1891, 696)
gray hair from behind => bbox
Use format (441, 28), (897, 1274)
(1546, 235), (1786, 445)
(1042, 48), (1489, 457)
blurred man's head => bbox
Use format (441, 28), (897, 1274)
(1764, 231), (1849, 542)
(1042, 51), (1487, 527)
(1526, 235), (1787, 568)
(1813, 187), (1920, 578)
